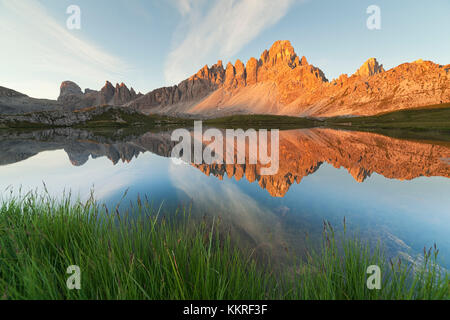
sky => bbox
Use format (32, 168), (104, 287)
(0, 0), (449, 99)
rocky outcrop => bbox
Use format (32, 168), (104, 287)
(0, 106), (148, 128)
(57, 81), (141, 110)
(57, 81), (84, 108)
(246, 58), (259, 86)
(224, 62), (236, 88)
(354, 58), (385, 77)
(128, 60), (225, 112)
(98, 81), (115, 105)
(60, 81), (83, 97)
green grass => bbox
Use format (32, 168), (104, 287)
(203, 104), (450, 142)
(0, 192), (448, 300)
(74, 107), (194, 129)
(204, 114), (321, 129)
(325, 104), (450, 141)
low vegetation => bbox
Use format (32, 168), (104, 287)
(325, 103), (450, 141)
(2, 103), (450, 143)
(0, 192), (448, 300)
(0, 107), (193, 130)
(204, 114), (321, 129)
(78, 108), (193, 129)
(204, 104), (450, 142)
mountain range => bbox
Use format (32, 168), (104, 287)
(1, 40), (449, 118)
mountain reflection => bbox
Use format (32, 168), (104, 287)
(1, 128), (449, 197)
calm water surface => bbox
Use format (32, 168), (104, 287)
(0, 127), (449, 267)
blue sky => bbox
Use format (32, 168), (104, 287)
(0, 0), (449, 99)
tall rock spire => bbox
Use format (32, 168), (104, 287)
(354, 58), (385, 77)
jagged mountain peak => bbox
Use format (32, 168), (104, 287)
(354, 57), (385, 77)
(266, 40), (297, 65)
(57, 80), (138, 108)
(102, 81), (115, 90)
(129, 40), (329, 111)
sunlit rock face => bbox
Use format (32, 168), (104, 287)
(353, 58), (385, 77)
(129, 40), (450, 118)
(2, 128), (448, 198)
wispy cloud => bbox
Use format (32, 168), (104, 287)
(0, 0), (130, 98)
(164, 0), (297, 85)
(170, 0), (196, 16)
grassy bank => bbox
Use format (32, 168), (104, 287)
(204, 114), (321, 129)
(203, 104), (450, 142)
(77, 108), (193, 129)
(3, 103), (450, 144)
(325, 104), (450, 142)
(0, 193), (448, 300)
(0, 107), (193, 130)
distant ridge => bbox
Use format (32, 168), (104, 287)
(1, 40), (449, 117)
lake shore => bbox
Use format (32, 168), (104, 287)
(0, 192), (448, 300)
(1, 103), (449, 143)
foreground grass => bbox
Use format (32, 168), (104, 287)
(0, 193), (448, 300)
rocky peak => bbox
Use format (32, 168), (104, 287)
(224, 62), (236, 88)
(189, 61), (225, 86)
(300, 56), (309, 66)
(57, 80), (139, 108)
(112, 82), (140, 105)
(102, 81), (115, 92)
(59, 81), (83, 98)
(210, 61), (226, 85)
(98, 81), (116, 105)
(57, 81), (84, 106)
(245, 57), (259, 85)
(354, 58), (385, 77)
(265, 40), (298, 67)
(234, 59), (246, 87)
(191, 65), (210, 80)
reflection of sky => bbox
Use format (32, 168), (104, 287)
(0, 149), (449, 267)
